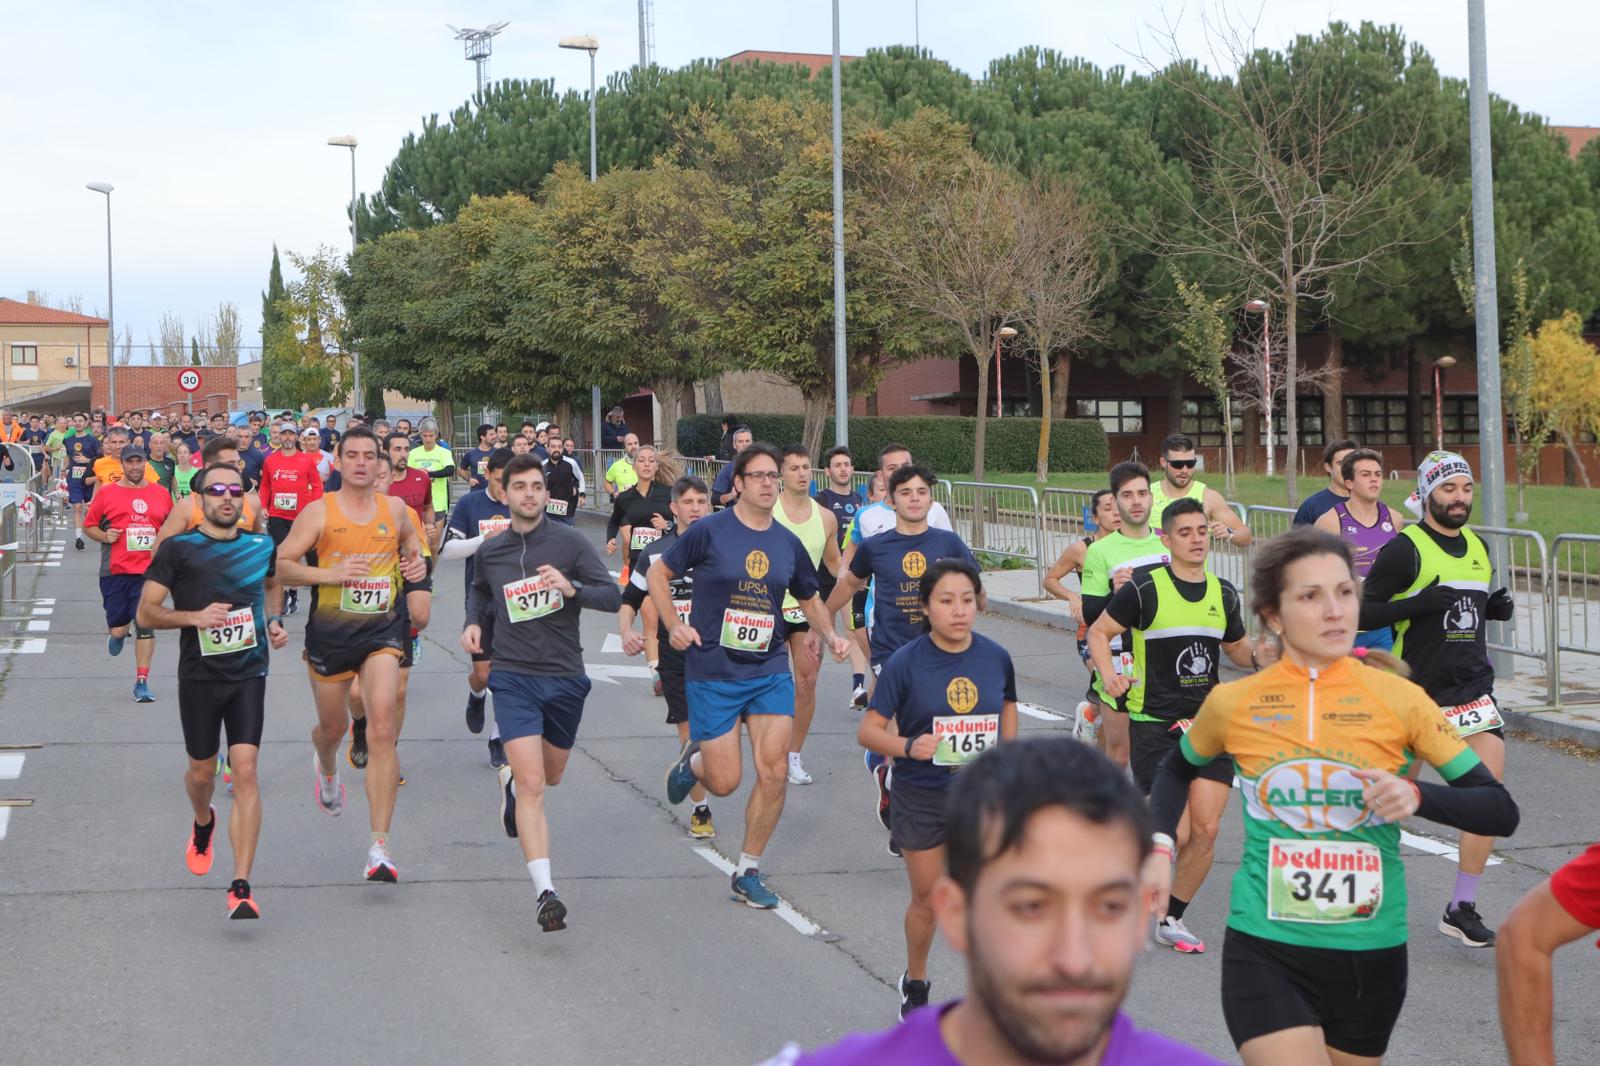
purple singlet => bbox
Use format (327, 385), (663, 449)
(1333, 499), (1398, 578)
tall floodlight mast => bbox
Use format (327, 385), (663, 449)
(447, 21), (510, 96)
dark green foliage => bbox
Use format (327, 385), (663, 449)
(676, 414), (1106, 474)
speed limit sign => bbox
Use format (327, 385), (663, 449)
(178, 368), (202, 393)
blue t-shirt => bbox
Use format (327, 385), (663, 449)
(66, 433), (101, 474)
(447, 488), (512, 596)
(711, 463), (737, 506)
(462, 447), (493, 491)
(143, 528), (277, 682)
(815, 487), (865, 547)
(659, 507), (819, 681)
(870, 633), (1016, 791)
(1292, 487), (1347, 527)
(319, 427), (339, 453)
(849, 527), (978, 665)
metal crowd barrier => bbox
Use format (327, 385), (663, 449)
(1467, 526), (1555, 707)
(1548, 534), (1600, 707)
(940, 481), (1044, 591)
(0, 503), (17, 608)
(1039, 487), (1100, 565)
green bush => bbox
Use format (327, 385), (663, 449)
(676, 414), (1107, 474)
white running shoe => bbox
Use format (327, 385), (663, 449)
(1072, 701), (1100, 745)
(364, 841), (398, 883)
(313, 756), (345, 817)
(787, 752), (813, 785)
(1155, 915), (1205, 954)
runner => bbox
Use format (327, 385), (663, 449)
(83, 443), (174, 702)
(137, 461), (288, 919)
(1147, 434), (1250, 545)
(605, 433), (642, 499)
(443, 446), (514, 767)
(155, 436), (264, 544)
(1359, 450), (1516, 947)
(145, 433), (176, 494)
(1314, 448), (1402, 650)
(1498, 838), (1600, 1064)
(1078, 461), (1172, 770)
(827, 463), (978, 853)
(23, 414), (49, 480)
(460, 453), (619, 932)
(619, 475), (716, 839)
(262, 421), (324, 616)
(1148, 527), (1520, 1065)
(461, 423), (496, 492)
(89, 425), (128, 498)
(541, 436), (585, 526)
(274, 427), (429, 883)
(858, 559), (1017, 1018)
(1041, 487), (1121, 747)
(409, 417), (454, 528)
(605, 445), (674, 579)
(657, 444), (849, 908)
(772, 445), (841, 786)
(1292, 438), (1359, 526)
(385, 434), (438, 548)
(709, 426), (753, 507)
(46, 415), (70, 489)
(1088, 496), (1265, 955)
(301, 425), (334, 484)
(815, 446), (870, 709)
(763, 737), (1220, 1064)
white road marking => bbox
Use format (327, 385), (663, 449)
(0, 640), (48, 654)
(1018, 702), (1065, 721)
(31, 607), (52, 616)
(26, 620), (48, 632)
(690, 845), (823, 936)
(35, 599), (55, 605)
(1400, 828), (1504, 866)
(0, 808), (9, 840)
(601, 633), (623, 655)
(0, 753), (23, 779)
(585, 663), (656, 685)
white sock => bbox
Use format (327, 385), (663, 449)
(491, 722), (501, 741)
(789, 752), (802, 764)
(527, 858), (554, 895)
(470, 686), (487, 699)
(738, 852), (760, 873)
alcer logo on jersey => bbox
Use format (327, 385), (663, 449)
(745, 550), (770, 580)
(902, 550), (927, 578)
(946, 677), (979, 713)
(1244, 758), (1372, 833)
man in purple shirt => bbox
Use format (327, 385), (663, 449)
(761, 737), (1220, 1066)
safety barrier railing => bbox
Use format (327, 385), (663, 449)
(1548, 534), (1600, 708)
(1470, 526), (1556, 708)
(940, 481), (1044, 592)
(1038, 487), (1101, 566)
(0, 503), (17, 610)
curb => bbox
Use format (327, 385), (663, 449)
(984, 596), (1073, 632)
(1502, 706), (1600, 750)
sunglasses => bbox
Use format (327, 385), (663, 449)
(1165, 458), (1198, 469)
(203, 484), (246, 498)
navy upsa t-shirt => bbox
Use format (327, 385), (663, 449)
(870, 633), (1016, 790)
(850, 527), (978, 664)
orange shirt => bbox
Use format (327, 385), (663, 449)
(91, 456), (123, 488)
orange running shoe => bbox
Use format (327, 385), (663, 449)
(186, 806), (216, 876)
(227, 880), (260, 920)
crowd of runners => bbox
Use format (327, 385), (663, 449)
(29, 397), (1597, 1063)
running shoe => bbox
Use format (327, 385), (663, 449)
(75, 535), (85, 551)
(850, 683), (868, 711)
(186, 806), (216, 877)
(887, 838), (902, 858)
(874, 763), (892, 831)
(1155, 916), (1206, 954)
(397, 765), (407, 787)
(487, 736), (508, 769)
(1440, 903), (1495, 947)
(284, 589), (298, 616)
(1072, 701), (1100, 745)
(214, 754), (224, 778)
(222, 761), (233, 796)
(313, 756), (345, 817)
(498, 764), (518, 838)
(133, 678), (154, 703)
(536, 889), (568, 932)
(787, 753), (813, 786)
(665, 739), (701, 805)
(652, 675), (663, 698)
(347, 720), (368, 769)
(731, 868), (780, 909)
(365, 841), (398, 883)
(108, 634), (126, 657)
(898, 972), (931, 1020)
(227, 880), (260, 920)
(689, 805), (715, 839)
(465, 691), (487, 734)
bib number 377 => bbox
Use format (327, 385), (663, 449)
(719, 609), (773, 653)
(1266, 838), (1382, 924)
(932, 714), (999, 767)
(503, 575), (563, 623)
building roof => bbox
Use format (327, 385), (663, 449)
(0, 298), (108, 327)
(1552, 125), (1600, 159)
(721, 50), (860, 75)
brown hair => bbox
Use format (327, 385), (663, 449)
(1338, 448), (1383, 483)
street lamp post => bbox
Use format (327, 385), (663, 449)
(327, 135), (361, 411)
(1433, 355), (1458, 451)
(830, 0), (849, 448)
(86, 183), (115, 416)
(1244, 299), (1273, 476)
(993, 326), (1017, 418)
(561, 34), (605, 490)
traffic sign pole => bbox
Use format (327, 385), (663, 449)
(178, 369), (203, 417)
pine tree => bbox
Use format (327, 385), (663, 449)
(261, 244), (287, 347)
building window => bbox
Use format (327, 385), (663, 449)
(1076, 398), (1143, 435)
(10, 344), (37, 366)
(1258, 396), (1325, 447)
(1179, 398), (1241, 448)
(1441, 396), (1479, 445)
(1348, 396), (1409, 446)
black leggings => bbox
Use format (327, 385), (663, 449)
(179, 676), (267, 760)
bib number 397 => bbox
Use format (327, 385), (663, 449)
(1444, 695), (1504, 738)
(1266, 838), (1382, 924)
(503, 575), (563, 623)
(932, 714), (999, 767)
(719, 609), (773, 653)
(340, 578), (392, 614)
(199, 607), (257, 657)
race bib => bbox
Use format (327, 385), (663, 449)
(720, 608), (774, 653)
(71, 466), (85, 479)
(782, 606), (806, 626)
(1266, 838), (1382, 924)
(477, 459), (489, 475)
(503, 574), (564, 623)
(125, 525), (157, 552)
(273, 491), (297, 512)
(199, 607), (257, 657)
(672, 599), (693, 625)
(546, 499), (569, 516)
(1444, 695), (1503, 738)
(340, 578), (392, 614)
(932, 714), (1000, 767)
(478, 516), (510, 537)
(630, 527), (662, 551)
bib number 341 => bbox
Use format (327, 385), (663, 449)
(1266, 838), (1382, 924)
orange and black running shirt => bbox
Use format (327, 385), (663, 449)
(1179, 656), (1479, 950)
(307, 493), (403, 645)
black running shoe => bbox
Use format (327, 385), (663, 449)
(874, 763), (892, 831)
(536, 889), (567, 932)
(488, 736), (507, 769)
(466, 691), (486, 735)
(285, 589), (299, 616)
(887, 838), (902, 858)
(498, 765), (518, 838)
(347, 720), (368, 770)
(1440, 902), (1495, 947)
(76, 535), (85, 551)
(898, 971), (931, 1020)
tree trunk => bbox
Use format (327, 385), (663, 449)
(555, 400), (573, 445)
(866, 390), (880, 416)
(653, 377), (682, 454)
(1283, 292), (1300, 503)
(1560, 429), (1591, 488)
(1036, 346), (1054, 483)
(801, 389), (829, 459)
(1405, 345), (1425, 466)
(1051, 353), (1070, 420)
(434, 398), (455, 447)
(701, 376), (724, 416)
(1242, 408), (1259, 474)
(1222, 393), (1237, 498)
(972, 348), (991, 482)
(679, 380), (697, 417)
(1324, 329), (1345, 441)
(1167, 372), (1184, 438)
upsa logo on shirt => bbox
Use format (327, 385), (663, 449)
(132, 498), (149, 515)
(902, 550), (928, 578)
(946, 677), (979, 713)
(1246, 757), (1373, 833)
(744, 550), (769, 580)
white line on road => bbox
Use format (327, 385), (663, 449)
(689, 845), (823, 937)
(35, 599), (55, 605)
(1400, 828), (1504, 866)
(586, 663), (655, 685)
(31, 607), (52, 616)
(0, 640), (48, 654)
(0, 753), (23, 779)
(1018, 702), (1065, 721)
(0, 808), (9, 840)
(601, 633), (623, 655)
(26, 620), (48, 632)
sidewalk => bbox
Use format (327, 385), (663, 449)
(979, 567), (1600, 749)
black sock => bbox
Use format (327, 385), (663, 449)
(193, 816), (215, 853)
(1167, 896), (1189, 921)
(352, 717), (366, 732)
(694, 803), (710, 813)
(230, 878), (251, 899)
(852, 673), (865, 688)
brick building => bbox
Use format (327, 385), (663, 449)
(0, 296), (110, 413)
(88, 365), (238, 420)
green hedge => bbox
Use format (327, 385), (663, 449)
(676, 415), (1107, 474)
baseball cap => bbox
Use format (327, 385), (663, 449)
(122, 445), (148, 460)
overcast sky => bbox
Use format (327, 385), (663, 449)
(3, 1), (1595, 358)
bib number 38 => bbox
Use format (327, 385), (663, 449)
(1266, 838), (1382, 924)
(932, 714), (999, 767)
(719, 609), (773, 653)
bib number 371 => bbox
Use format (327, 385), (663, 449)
(932, 714), (999, 767)
(340, 578), (392, 615)
(719, 609), (773, 653)
(1266, 838), (1382, 924)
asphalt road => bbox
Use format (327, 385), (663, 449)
(1, 512), (1596, 1064)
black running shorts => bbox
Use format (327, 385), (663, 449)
(1130, 718), (1234, 795)
(178, 676), (267, 761)
(304, 617), (407, 681)
(889, 777), (951, 853)
(659, 654), (689, 725)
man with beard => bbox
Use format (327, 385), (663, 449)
(1361, 451), (1516, 949)
(761, 738), (1218, 1064)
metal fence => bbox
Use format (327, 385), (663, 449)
(940, 481), (1044, 591)
(1472, 526), (1557, 708)
(1550, 534), (1600, 703)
